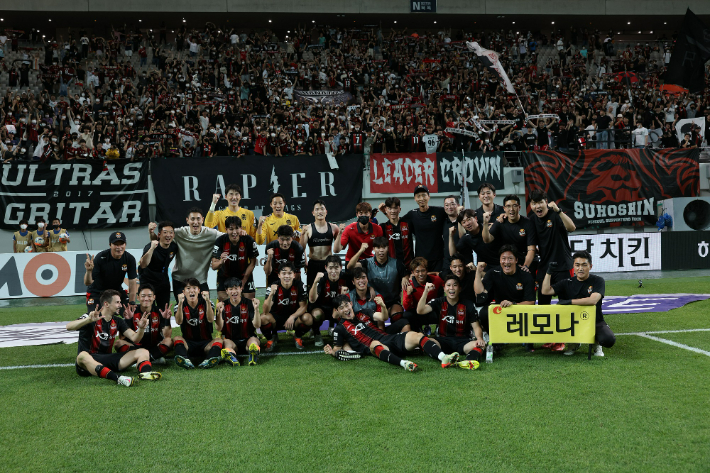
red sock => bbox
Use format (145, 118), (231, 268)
(94, 364), (119, 382)
(137, 360), (152, 373)
(157, 343), (170, 355)
(116, 344), (130, 353)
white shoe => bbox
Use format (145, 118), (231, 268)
(327, 327), (335, 337)
(563, 343), (580, 356)
(593, 344), (605, 357)
(313, 333), (324, 347)
(117, 375), (134, 387)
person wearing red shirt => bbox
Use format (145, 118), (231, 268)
(402, 257), (444, 334)
(339, 202), (383, 264)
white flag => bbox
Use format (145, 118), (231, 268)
(466, 41), (516, 94)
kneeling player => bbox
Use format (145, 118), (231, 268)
(261, 262), (314, 351)
(66, 289), (162, 386)
(323, 295), (458, 371)
(173, 279), (224, 369)
(123, 283), (173, 363)
(308, 254), (350, 345)
(216, 278), (262, 366)
(417, 275), (485, 370)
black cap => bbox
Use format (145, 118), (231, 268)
(413, 185), (430, 196)
(109, 232), (127, 244)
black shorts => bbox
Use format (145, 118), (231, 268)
(377, 332), (409, 356)
(307, 303), (333, 317)
(274, 313), (300, 331)
(75, 352), (126, 377)
(217, 274), (256, 294)
(183, 339), (211, 357)
(436, 336), (473, 354)
(86, 291), (128, 314)
(385, 318), (410, 334)
(228, 339), (251, 354)
(173, 279), (210, 301)
(306, 259), (327, 287)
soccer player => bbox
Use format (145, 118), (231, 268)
(442, 195), (461, 268)
(438, 253), (476, 302)
(378, 196), (414, 268)
(340, 202), (383, 264)
(47, 217), (70, 252)
(13, 220), (31, 253)
(417, 274), (486, 369)
(474, 245), (537, 351)
(323, 295), (459, 371)
(31, 217), (50, 252)
(528, 189), (575, 305)
(123, 283), (173, 363)
(308, 255), (350, 346)
(450, 209), (500, 267)
(206, 184), (257, 238)
(86, 232), (137, 315)
(173, 279), (223, 369)
(141, 221), (177, 309)
(475, 182), (504, 224)
(159, 207), (221, 301)
(482, 195), (536, 271)
(348, 236), (408, 323)
(256, 193), (301, 245)
(215, 278), (262, 366)
(264, 225), (305, 287)
(301, 199), (342, 288)
(261, 262), (314, 351)
(212, 216), (259, 301)
(402, 185), (448, 271)
(541, 251), (616, 357)
(402, 257), (444, 333)
(66, 289), (162, 386)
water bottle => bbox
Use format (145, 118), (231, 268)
(485, 343), (493, 363)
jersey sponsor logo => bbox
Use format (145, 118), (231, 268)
(224, 254), (246, 261)
(546, 220), (552, 228)
(187, 318), (201, 326)
(443, 315), (455, 323)
(351, 322), (366, 335)
(516, 282), (523, 290)
(97, 331), (109, 340)
(225, 316), (246, 324)
(388, 233), (400, 241)
(277, 298), (292, 306)
(519, 229), (526, 236)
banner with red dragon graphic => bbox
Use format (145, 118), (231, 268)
(521, 149), (700, 229)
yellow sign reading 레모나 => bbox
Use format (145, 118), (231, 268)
(488, 304), (596, 344)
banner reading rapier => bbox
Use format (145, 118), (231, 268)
(488, 304), (596, 344)
(522, 149), (699, 229)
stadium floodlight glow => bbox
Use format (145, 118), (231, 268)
(434, 21), (437, 24)
(48, 19), (52, 22)
(664, 22), (667, 24)
(287, 30), (290, 33)
(627, 22), (630, 25)
(312, 20), (315, 23)
(183, 19), (186, 23)
(551, 21), (555, 24)
(139, 19), (142, 22)
(512, 21), (515, 24)
(650, 31), (653, 33)
(394, 21), (397, 23)
(638, 31), (641, 33)
(269, 20), (272, 23)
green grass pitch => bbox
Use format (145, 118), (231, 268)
(0, 276), (709, 472)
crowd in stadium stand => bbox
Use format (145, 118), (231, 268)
(1, 22), (709, 162)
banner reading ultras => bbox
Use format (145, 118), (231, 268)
(521, 149), (699, 229)
(488, 304), (596, 344)
(1, 159), (149, 230)
(369, 152), (504, 194)
(151, 155), (364, 224)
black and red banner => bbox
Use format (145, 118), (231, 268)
(521, 149), (700, 229)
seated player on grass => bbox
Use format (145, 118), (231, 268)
(323, 295), (459, 372)
(416, 274), (486, 370)
(215, 278), (262, 366)
(66, 289), (162, 387)
(122, 283), (173, 364)
(308, 254), (350, 345)
(173, 279), (224, 369)
(261, 262), (314, 351)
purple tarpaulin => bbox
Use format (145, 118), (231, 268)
(586, 294), (709, 314)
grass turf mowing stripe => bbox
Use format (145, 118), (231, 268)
(634, 333), (710, 357)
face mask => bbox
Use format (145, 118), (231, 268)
(357, 215), (370, 225)
(38, 223), (45, 228)
(53, 224), (60, 230)
(20, 224), (27, 230)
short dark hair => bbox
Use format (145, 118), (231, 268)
(36, 217), (46, 223)
(19, 219), (28, 226)
(478, 182), (496, 194)
(444, 195), (459, 204)
(449, 253), (465, 265)
(225, 216), (242, 229)
(225, 184), (243, 196)
(158, 221), (174, 232)
(51, 217), (61, 223)
(443, 274), (461, 286)
(503, 194), (520, 206)
(183, 278), (201, 289)
(499, 244), (518, 258)
(270, 193), (285, 203)
(224, 277), (242, 289)
(324, 254), (342, 267)
(372, 236), (388, 248)
(138, 283), (156, 295)
(572, 251), (592, 264)
(355, 202), (372, 214)
(186, 207), (204, 218)
(410, 257), (428, 271)
(529, 189), (548, 203)
(100, 289), (121, 307)
(277, 225), (294, 238)
(279, 262), (296, 273)
(333, 294), (351, 308)
(456, 208), (476, 223)
(313, 199), (327, 209)
(384, 197), (401, 208)
(351, 267), (367, 280)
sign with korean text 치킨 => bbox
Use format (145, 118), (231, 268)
(488, 304), (596, 344)
(568, 233), (661, 272)
(369, 152), (504, 194)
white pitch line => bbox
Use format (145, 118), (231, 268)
(616, 328), (710, 336)
(634, 334), (710, 357)
(0, 351), (325, 371)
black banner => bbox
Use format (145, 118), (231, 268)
(436, 152), (505, 194)
(1, 159), (149, 230)
(663, 9), (710, 93)
(151, 155), (364, 224)
(522, 149), (699, 229)
(411, 0), (436, 12)
(661, 231), (710, 270)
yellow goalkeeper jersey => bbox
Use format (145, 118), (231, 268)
(205, 207), (257, 239)
(256, 213), (301, 244)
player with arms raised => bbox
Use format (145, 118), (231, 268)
(300, 199), (342, 289)
(173, 279), (224, 369)
(215, 278), (262, 366)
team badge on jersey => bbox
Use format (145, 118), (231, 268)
(152, 315), (159, 324)
(516, 282), (523, 290)
(431, 215), (437, 222)
(588, 286), (593, 294)
(546, 220), (552, 228)
(519, 229), (526, 236)
(121, 264), (127, 271)
(198, 308), (204, 316)
(286, 220), (292, 225)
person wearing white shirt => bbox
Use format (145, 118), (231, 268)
(631, 122), (649, 148)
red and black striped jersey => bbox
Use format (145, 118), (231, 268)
(314, 272), (349, 309)
(127, 306), (170, 348)
(269, 282), (307, 318)
(76, 314), (129, 355)
(427, 297), (477, 338)
(222, 299), (256, 341)
(337, 310), (385, 348)
(264, 240), (305, 285)
(175, 296), (215, 342)
(213, 234), (259, 280)
(379, 219), (414, 267)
